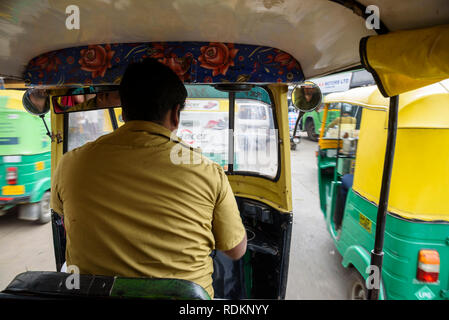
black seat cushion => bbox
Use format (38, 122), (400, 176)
(2, 271), (210, 300)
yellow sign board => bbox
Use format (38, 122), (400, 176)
(2, 185), (25, 196)
(359, 213), (372, 233)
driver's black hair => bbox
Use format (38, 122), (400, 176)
(119, 58), (187, 122)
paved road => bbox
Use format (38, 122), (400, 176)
(286, 134), (353, 299)
(0, 208), (55, 290)
(0, 133), (353, 297)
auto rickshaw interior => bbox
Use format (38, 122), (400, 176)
(1, 0), (448, 302)
(28, 80), (308, 299)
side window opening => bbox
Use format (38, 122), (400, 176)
(66, 107), (123, 151)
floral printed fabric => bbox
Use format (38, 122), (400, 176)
(24, 42), (304, 86)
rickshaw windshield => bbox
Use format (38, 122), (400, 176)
(323, 103), (362, 140)
(180, 85), (278, 178)
(67, 108), (123, 151)
(64, 84), (279, 179)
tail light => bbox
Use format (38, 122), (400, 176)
(6, 167), (18, 185)
(417, 249), (440, 283)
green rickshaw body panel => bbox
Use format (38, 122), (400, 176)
(0, 93), (51, 208)
(317, 153), (337, 214)
(338, 190), (449, 300)
(0, 153), (51, 202)
(317, 83), (449, 300)
(301, 108), (340, 135)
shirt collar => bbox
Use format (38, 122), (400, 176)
(120, 120), (182, 142)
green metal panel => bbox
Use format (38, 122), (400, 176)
(0, 109), (50, 156)
(0, 103), (51, 208)
(301, 109), (340, 134)
(336, 190), (449, 300)
(317, 154), (336, 215)
(0, 152), (51, 204)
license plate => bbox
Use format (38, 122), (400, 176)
(2, 185), (25, 195)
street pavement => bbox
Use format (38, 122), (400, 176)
(0, 133), (353, 298)
(0, 208), (55, 290)
(286, 133), (353, 299)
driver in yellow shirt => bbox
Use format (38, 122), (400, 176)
(51, 58), (247, 298)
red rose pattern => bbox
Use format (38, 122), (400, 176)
(199, 43), (238, 77)
(274, 52), (298, 71)
(66, 56), (75, 64)
(27, 42), (302, 85)
(34, 54), (62, 73)
(79, 44), (115, 78)
(158, 55), (191, 81)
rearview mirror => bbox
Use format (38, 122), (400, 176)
(22, 89), (50, 115)
(51, 86), (121, 113)
(291, 81), (322, 112)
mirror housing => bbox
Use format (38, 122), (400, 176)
(291, 81), (322, 112)
(50, 86), (121, 113)
(22, 89), (50, 115)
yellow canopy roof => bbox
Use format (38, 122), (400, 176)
(325, 82), (449, 222)
(324, 81), (449, 129)
(360, 24), (449, 97)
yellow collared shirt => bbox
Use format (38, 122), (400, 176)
(51, 120), (245, 298)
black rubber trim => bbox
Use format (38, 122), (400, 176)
(359, 37), (390, 98)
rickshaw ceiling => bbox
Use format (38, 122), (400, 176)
(1, 0), (449, 85)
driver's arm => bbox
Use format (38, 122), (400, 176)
(223, 233), (247, 260)
(212, 166), (247, 260)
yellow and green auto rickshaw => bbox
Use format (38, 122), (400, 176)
(0, 90), (51, 223)
(317, 81), (449, 300)
(0, 0), (448, 301)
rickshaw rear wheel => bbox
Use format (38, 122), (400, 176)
(290, 141), (297, 150)
(305, 119), (319, 142)
(37, 191), (51, 224)
(349, 270), (367, 300)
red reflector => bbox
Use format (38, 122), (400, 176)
(417, 269), (439, 283)
(6, 167), (17, 185)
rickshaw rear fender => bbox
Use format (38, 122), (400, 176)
(29, 177), (51, 203)
(342, 245), (386, 300)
